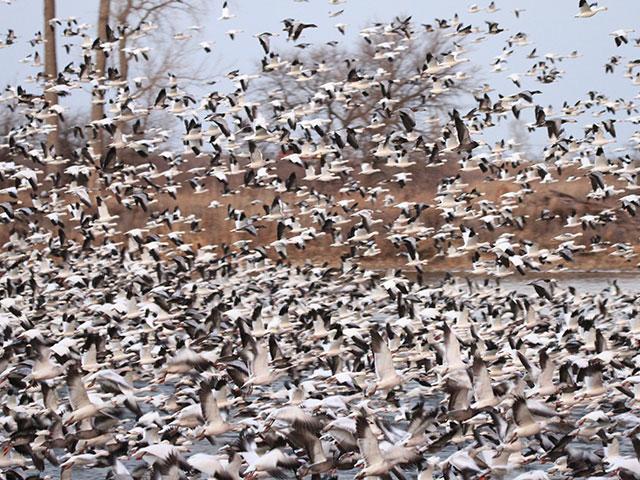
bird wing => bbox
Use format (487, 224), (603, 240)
(240, 433), (261, 466)
(399, 110), (416, 132)
(383, 444), (420, 466)
(187, 453), (223, 475)
(356, 415), (383, 465)
(537, 350), (555, 389)
(472, 355), (495, 402)
(67, 368), (92, 409)
(370, 329), (396, 381)
(513, 397), (536, 427)
(199, 381), (222, 424)
(584, 363), (604, 391)
(290, 428), (327, 464)
(489, 409), (512, 442)
(632, 436), (640, 462)
(251, 341), (271, 378)
(453, 111), (477, 151)
(447, 382), (471, 412)
(407, 404), (437, 436)
(443, 323), (464, 369)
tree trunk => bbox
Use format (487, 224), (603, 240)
(43, 0), (60, 153)
(90, 0), (111, 157)
(118, 31), (129, 81)
(116, 30), (129, 140)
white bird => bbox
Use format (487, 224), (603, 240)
(219, 1), (236, 20)
(575, 0), (608, 18)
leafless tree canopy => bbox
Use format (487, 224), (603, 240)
(256, 26), (475, 140)
(111, 0), (211, 92)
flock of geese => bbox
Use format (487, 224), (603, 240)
(0, 0), (640, 479)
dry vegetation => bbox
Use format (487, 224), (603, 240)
(3, 144), (638, 273)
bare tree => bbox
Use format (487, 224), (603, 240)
(508, 119), (533, 159)
(43, 0), (60, 152)
(113, 0), (202, 80)
(109, 0), (211, 135)
(256, 24), (475, 161)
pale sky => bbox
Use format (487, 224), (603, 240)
(1, 0), (639, 149)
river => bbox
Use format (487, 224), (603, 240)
(42, 274), (640, 479)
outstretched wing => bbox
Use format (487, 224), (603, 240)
(199, 381), (221, 424)
(370, 329), (396, 381)
(67, 366), (91, 409)
(513, 396), (536, 427)
(356, 415), (383, 466)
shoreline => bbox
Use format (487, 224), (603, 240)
(382, 269), (640, 279)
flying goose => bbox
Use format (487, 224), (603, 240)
(575, 0), (608, 18)
(218, 1), (236, 20)
(64, 366), (115, 426)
